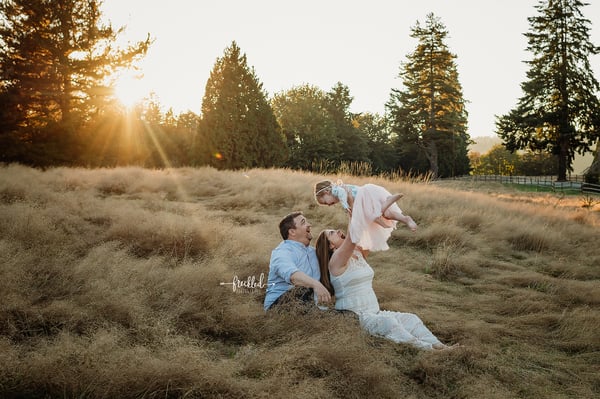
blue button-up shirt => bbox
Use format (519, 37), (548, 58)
(263, 240), (320, 310)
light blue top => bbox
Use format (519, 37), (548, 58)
(263, 240), (320, 310)
(332, 184), (359, 211)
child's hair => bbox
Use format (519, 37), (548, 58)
(314, 180), (333, 200)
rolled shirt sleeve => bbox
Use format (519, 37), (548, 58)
(271, 247), (300, 284)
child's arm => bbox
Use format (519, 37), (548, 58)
(345, 185), (357, 212)
(359, 247), (369, 260)
(331, 184), (351, 212)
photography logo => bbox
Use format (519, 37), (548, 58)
(220, 273), (274, 293)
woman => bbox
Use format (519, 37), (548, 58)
(315, 227), (454, 350)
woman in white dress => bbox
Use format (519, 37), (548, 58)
(315, 227), (454, 350)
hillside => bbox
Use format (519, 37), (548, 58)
(0, 165), (598, 398)
(469, 135), (502, 155)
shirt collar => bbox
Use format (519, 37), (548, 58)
(284, 239), (309, 249)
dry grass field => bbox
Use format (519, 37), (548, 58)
(0, 164), (598, 398)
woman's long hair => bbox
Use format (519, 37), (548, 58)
(315, 230), (335, 295)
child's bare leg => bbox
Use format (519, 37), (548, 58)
(381, 193), (404, 215)
(384, 208), (417, 232)
(374, 216), (394, 228)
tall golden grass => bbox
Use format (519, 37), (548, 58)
(0, 164), (598, 398)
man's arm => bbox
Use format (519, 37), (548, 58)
(290, 271), (332, 304)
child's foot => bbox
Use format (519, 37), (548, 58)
(381, 193), (404, 214)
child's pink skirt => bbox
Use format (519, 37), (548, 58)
(349, 184), (401, 251)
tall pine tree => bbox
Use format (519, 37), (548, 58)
(496, 0), (600, 181)
(386, 13), (470, 178)
(0, 0), (150, 165)
(197, 41), (287, 169)
(325, 82), (370, 164)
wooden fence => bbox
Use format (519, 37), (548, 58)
(449, 175), (600, 195)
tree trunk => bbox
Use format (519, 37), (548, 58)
(588, 139), (600, 175)
(557, 134), (569, 181)
(424, 139), (439, 178)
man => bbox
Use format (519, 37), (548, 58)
(263, 211), (332, 311)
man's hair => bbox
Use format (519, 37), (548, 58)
(279, 211), (303, 240)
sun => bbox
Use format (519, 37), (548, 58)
(112, 70), (149, 108)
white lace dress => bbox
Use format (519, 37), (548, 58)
(331, 251), (443, 350)
(349, 184), (400, 251)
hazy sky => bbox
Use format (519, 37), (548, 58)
(101, 0), (600, 137)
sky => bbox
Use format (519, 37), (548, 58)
(101, 0), (600, 138)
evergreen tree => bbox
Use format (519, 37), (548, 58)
(177, 111), (201, 166)
(0, 0), (150, 165)
(353, 112), (397, 174)
(325, 82), (370, 163)
(271, 84), (338, 171)
(496, 0), (600, 181)
(197, 41), (287, 169)
(386, 13), (470, 178)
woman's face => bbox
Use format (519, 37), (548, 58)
(325, 229), (346, 250)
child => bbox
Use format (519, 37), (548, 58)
(314, 179), (417, 251)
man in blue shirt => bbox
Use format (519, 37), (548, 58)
(264, 211), (332, 311)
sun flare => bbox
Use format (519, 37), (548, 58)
(113, 70), (149, 108)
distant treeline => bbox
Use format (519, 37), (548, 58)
(0, 2), (472, 178)
(1, 1), (599, 182)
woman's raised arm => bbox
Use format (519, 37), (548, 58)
(328, 220), (357, 273)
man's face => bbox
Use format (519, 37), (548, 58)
(289, 214), (312, 246)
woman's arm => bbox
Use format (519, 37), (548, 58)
(328, 220), (357, 275)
